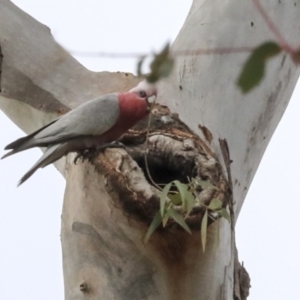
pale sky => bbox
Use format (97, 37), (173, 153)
(0, 1), (299, 299)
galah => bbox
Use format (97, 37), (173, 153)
(2, 81), (157, 185)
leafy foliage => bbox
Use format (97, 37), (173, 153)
(208, 198), (222, 210)
(237, 41), (281, 93)
(137, 43), (174, 83)
(144, 212), (162, 244)
(144, 178), (231, 251)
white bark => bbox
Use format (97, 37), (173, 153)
(1, 0), (299, 299)
(62, 151), (230, 300)
(156, 2), (300, 296)
(160, 0), (300, 216)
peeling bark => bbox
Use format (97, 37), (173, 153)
(160, 0), (300, 217)
(117, 104), (229, 227)
(62, 154), (233, 300)
(60, 103), (238, 300)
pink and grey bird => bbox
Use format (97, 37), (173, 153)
(2, 81), (157, 185)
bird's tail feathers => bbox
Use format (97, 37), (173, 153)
(2, 119), (58, 159)
(2, 139), (34, 159)
(18, 143), (68, 186)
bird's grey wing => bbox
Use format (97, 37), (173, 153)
(34, 94), (120, 144)
(1, 94), (120, 159)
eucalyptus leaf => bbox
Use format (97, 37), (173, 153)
(201, 210), (208, 252)
(168, 207), (191, 234)
(196, 179), (218, 190)
(144, 212), (162, 243)
(208, 198), (222, 210)
(136, 56), (146, 77)
(146, 43), (174, 83)
(169, 193), (182, 205)
(185, 191), (195, 215)
(219, 208), (231, 223)
(237, 41), (281, 93)
(174, 180), (187, 206)
(160, 182), (172, 217)
(162, 211), (170, 227)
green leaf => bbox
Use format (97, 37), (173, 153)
(160, 182), (172, 217)
(136, 56), (146, 77)
(201, 210), (208, 252)
(146, 43), (174, 83)
(173, 180), (187, 206)
(219, 208), (231, 223)
(237, 41), (281, 93)
(208, 198), (222, 210)
(196, 179), (218, 190)
(144, 212), (162, 243)
(168, 207), (192, 234)
(169, 193), (182, 205)
(162, 211), (170, 227)
(185, 191), (195, 215)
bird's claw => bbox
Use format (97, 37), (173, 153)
(73, 149), (93, 165)
(73, 141), (126, 165)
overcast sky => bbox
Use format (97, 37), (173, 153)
(0, 1), (300, 299)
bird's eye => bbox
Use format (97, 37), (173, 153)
(138, 90), (147, 98)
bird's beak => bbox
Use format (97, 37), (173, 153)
(146, 94), (156, 111)
(147, 95), (156, 104)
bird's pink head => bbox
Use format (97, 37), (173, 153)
(129, 80), (157, 100)
(118, 81), (157, 124)
(107, 81), (157, 140)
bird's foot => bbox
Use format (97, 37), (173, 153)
(73, 141), (126, 165)
(73, 149), (94, 165)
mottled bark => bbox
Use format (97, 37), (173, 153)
(160, 0), (300, 216)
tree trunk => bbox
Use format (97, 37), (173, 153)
(1, 0), (299, 299)
(160, 0), (300, 216)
